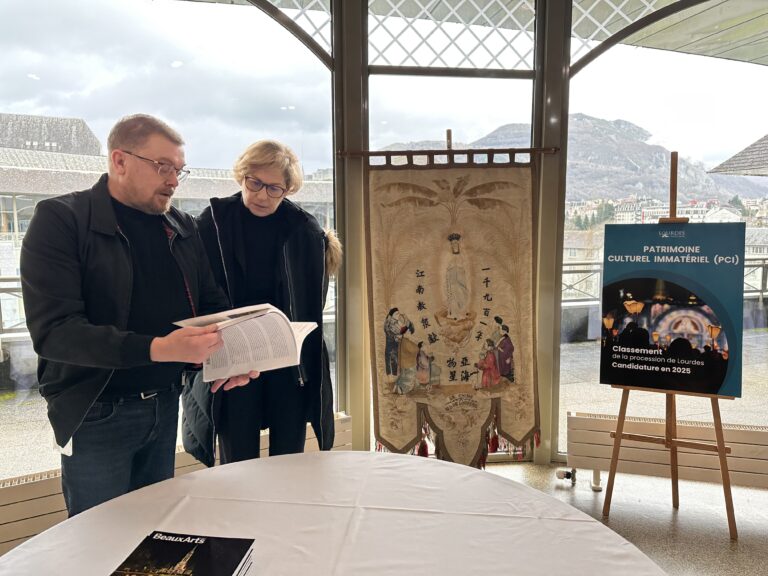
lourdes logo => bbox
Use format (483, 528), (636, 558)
(658, 230), (685, 239)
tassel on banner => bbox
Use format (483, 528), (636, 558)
(489, 433), (499, 454)
(534, 430), (541, 448)
(477, 429), (489, 470)
(488, 415), (499, 455)
(416, 420), (430, 458)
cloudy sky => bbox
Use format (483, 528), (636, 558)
(2, 0), (767, 174)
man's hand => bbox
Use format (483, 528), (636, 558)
(150, 324), (223, 364)
(211, 370), (260, 393)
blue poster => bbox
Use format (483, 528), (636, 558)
(600, 223), (745, 397)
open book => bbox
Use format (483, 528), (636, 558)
(111, 530), (254, 576)
(175, 304), (316, 382)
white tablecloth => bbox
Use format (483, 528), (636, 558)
(0, 451), (665, 575)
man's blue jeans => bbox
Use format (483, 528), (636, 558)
(61, 389), (180, 516)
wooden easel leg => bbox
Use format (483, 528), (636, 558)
(666, 394), (679, 509)
(602, 388), (629, 518)
(711, 398), (738, 540)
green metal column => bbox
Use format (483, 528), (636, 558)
(532, 0), (571, 463)
(332, 0), (370, 450)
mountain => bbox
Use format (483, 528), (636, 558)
(471, 113), (766, 202)
(381, 139), (469, 151)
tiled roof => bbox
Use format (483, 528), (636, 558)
(745, 227), (768, 246)
(0, 113), (101, 156)
(564, 229), (605, 250)
(292, 180), (333, 204)
(710, 135), (768, 177)
(0, 147), (107, 171)
(0, 147), (333, 202)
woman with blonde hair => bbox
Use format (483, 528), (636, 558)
(182, 140), (341, 465)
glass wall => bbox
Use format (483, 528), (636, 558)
(558, 43), (768, 452)
(0, 0), (334, 482)
(370, 75), (532, 151)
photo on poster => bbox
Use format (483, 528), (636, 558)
(600, 277), (729, 395)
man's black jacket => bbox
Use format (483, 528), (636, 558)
(181, 193), (335, 466)
(21, 174), (229, 448)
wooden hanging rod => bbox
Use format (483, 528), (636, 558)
(337, 146), (559, 158)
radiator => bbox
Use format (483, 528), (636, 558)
(567, 412), (768, 490)
(0, 413), (352, 556)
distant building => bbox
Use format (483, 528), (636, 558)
(745, 229), (768, 257)
(0, 115), (334, 231)
(0, 146), (333, 230)
(0, 114), (335, 332)
(563, 230), (604, 262)
(307, 168), (334, 181)
(640, 204), (710, 223)
(562, 229), (605, 302)
(704, 206), (742, 223)
(0, 113), (101, 156)
(614, 201), (641, 224)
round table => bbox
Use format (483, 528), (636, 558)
(0, 451), (665, 575)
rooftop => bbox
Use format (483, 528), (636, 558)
(0, 147), (332, 202)
(710, 135), (768, 178)
(0, 113), (101, 156)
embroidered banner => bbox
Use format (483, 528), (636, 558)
(366, 161), (539, 466)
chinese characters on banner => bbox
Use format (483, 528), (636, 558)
(367, 164), (539, 466)
(601, 223), (745, 397)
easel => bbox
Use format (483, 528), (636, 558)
(601, 152), (738, 541)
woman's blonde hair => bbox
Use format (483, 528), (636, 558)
(233, 140), (303, 195)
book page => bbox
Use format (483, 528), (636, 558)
(292, 322), (316, 349)
(173, 303), (274, 329)
(203, 312), (316, 381)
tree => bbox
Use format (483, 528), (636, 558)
(596, 201), (615, 222)
(728, 195), (751, 217)
(728, 195), (744, 210)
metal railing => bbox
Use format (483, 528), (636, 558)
(1, 256), (767, 337)
(562, 257), (768, 304)
(0, 277), (26, 334)
(0, 276), (340, 341)
(0, 233), (24, 249)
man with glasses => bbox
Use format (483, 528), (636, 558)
(21, 113), (257, 516)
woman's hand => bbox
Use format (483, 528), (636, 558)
(210, 370), (260, 393)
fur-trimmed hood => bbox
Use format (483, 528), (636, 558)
(324, 228), (342, 277)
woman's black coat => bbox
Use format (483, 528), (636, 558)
(181, 193), (335, 466)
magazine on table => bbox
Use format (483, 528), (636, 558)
(110, 530), (254, 576)
(174, 304), (316, 382)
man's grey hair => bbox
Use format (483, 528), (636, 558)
(107, 113), (184, 153)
